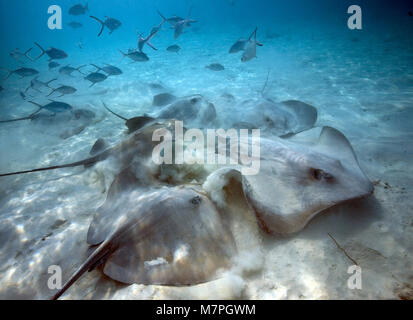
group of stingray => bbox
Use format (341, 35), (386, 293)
(0, 94), (374, 299)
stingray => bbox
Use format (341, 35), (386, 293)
(0, 120), (177, 177)
(151, 94), (217, 128)
(103, 102), (156, 133)
(207, 126), (374, 235)
(103, 95), (216, 133)
(228, 98), (317, 137)
(152, 92), (177, 106)
(51, 185), (236, 299)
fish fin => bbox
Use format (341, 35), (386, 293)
(157, 10), (167, 22)
(76, 65), (87, 75)
(85, 2), (89, 12)
(146, 41), (158, 51)
(248, 27), (258, 41)
(89, 138), (109, 156)
(45, 78), (57, 88)
(24, 47), (34, 61)
(0, 68), (12, 80)
(102, 101), (128, 121)
(33, 42), (46, 60)
(90, 16), (105, 37)
(91, 64), (101, 71)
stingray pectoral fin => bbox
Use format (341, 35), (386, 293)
(103, 188), (236, 285)
(280, 100), (318, 134)
(87, 169), (141, 246)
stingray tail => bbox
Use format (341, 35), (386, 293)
(90, 16), (105, 37)
(0, 103), (43, 124)
(0, 148), (111, 177)
(102, 101), (128, 121)
(51, 240), (115, 300)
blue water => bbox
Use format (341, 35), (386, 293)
(0, 0), (412, 300)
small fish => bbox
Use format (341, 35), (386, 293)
(408, 11), (412, 17)
(138, 17), (165, 52)
(205, 63), (225, 71)
(59, 65), (86, 76)
(90, 16), (122, 36)
(241, 27), (263, 62)
(69, 3), (89, 16)
(166, 44), (181, 53)
(48, 61), (60, 69)
(84, 72), (107, 87)
(1, 67), (39, 80)
(48, 85), (77, 97)
(25, 77), (57, 93)
(68, 21), (83, 29)
(28, 100), (73, 113)
(119, 49), (149, 62)
(0, 86), (3, 92)
(33, 42), (68, 61)
(91, 64), (122, 76)
(10, 47), (34, 62)
(158, 10), (197, 39)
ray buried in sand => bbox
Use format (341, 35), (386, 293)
(151, 120), (261, 176)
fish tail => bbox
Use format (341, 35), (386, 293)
(46, 89), (55, 97)
(76, 65), (87, 75)
(90, 64), (101, 72)
(118, 49), (126, 60)
(0, 68), (12, 80)
(45, 78), (57, 88)
(51, 241), (113, 300)
(24, 47), (34, 61)
(34, 42), (45, 60)
(90, 16), (105, 37)
(157, 10), (167, 22)
(146, 41), (158, 51)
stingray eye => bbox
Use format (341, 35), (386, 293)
(310, 168), (334, 182)
(190, 97), (199, 104)
(190, 196), (202, 205)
